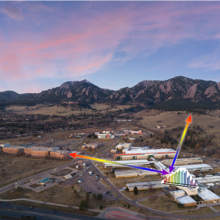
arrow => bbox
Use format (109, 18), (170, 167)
(69, 152), (169, 175)
(169, 115), (192, 173)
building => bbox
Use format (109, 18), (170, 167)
(115, 143), (132, 150)
(82, 143), (99, 150)
(98, 133), (114, 139)
(104, 159), (149, 168)
(114, 134), (125, 138)
(126, 181), (165, 191)
(161, 157), (203, 166)
(50, 150), (69, 159)
(114, 148), (176, 160)
(23, 147), (49, 158)
(64, 174), (73, 179)
(154, 161), (168, 173)
(118, 154), (149, 160)
(175, 164), (213, 172)
(170, 190), (197, 207)
(1, 146), (24, 155)
(115, 169), (158, 178)
(198, 188), (220, 204)
(110, 149), (117, 153)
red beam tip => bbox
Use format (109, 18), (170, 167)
(185, 115), (192, 123)
(69, 152), (77, 159)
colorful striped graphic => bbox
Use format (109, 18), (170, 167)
(161, 168), (198, 188)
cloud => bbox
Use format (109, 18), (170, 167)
(1, 5), (22, 20)
(1, 2), (220, 92)
(188, 49), (220, 71)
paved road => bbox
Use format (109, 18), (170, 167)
(0, 204), (105, 220)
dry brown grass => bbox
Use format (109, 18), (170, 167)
(30, 185), (86, 206)
(0, 155), (67, 187)
(51, 169), (72, 176)
(178, 207), (215, 215)
(136, 110), (220, 134)
(138, 194), (188, 212)
(6, 103), (131, 116)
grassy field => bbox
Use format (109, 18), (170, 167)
(138, 194), (189, 212)
(0, 155), (68, 188)
(178, 207), (215, 215)
(51, 169), (72, 176)
(6, 103), (131, 116)
(136, 110), (220, 133)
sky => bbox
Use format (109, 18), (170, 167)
(1, 1), (220, 93)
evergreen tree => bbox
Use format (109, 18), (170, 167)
(134, 186), (138, 195)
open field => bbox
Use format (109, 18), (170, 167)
(0, 155), (67, 188)
(51, 169), (72, 176)
(138, 194), (192, 212)
(136, 110), (220, 133)
(6, 103), (131, 116)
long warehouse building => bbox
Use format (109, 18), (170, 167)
(115, 169), (158, 178)
(175, 164), (213, 172)
(161, 157), (203, 166)
(114, 148), (176, 160)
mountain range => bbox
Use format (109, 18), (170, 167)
(0, 77), (220, 109)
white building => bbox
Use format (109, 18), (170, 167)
(115, 143), (132, 150)
(104, 159), (149, 168)
(115, 169), (158, 178)
(175, 164), (213, 172)
(121, 148), (176, 159)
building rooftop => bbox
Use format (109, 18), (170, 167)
(176, 164), (212, 170)
(122, 148), (176, 155)
(104, 159), (149, 167)
(198, 188), (220, 201)
(170, 190), (197, 204)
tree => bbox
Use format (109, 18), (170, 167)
(72, 186), (74, 189)
(134, 186), (138, 195)
(128, 204), (130, 208)
(100, 205), (103, 209)
(79, 200), (86, 211)
(93, 193), (96, 199)
(124, 204), (126, 208)
(97, 194), (103, 200)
